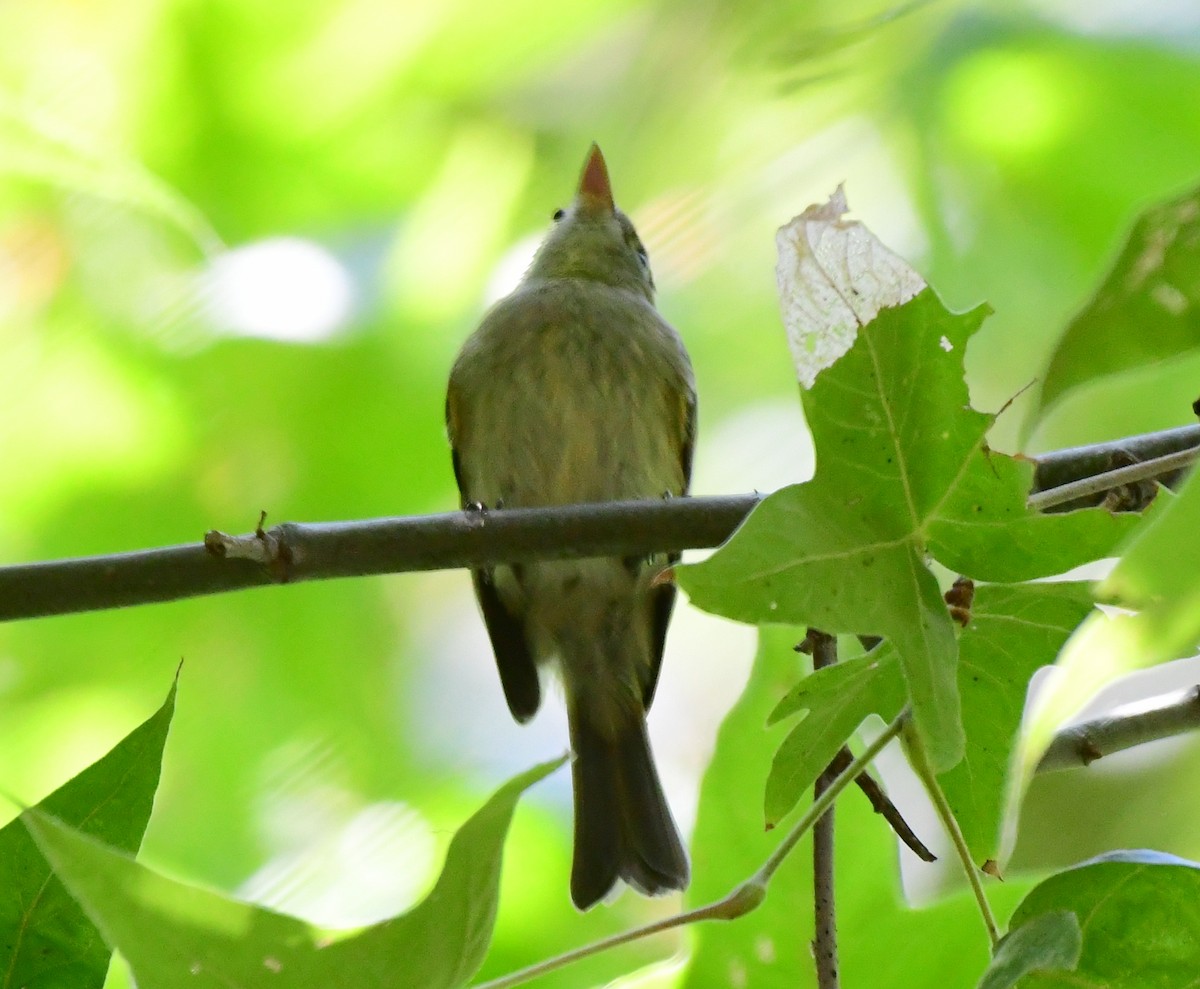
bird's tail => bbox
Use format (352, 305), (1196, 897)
(567, 701), (689, 910)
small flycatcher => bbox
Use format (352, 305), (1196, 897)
(446, 145), (696, 909)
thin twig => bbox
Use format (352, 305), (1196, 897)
(468, 897), (735, 989)
(903, 723), (1000, 948)
(810, 630), (840, 989)
(750, 709), (910, 889)
(1027, 445), (1199, 512)
(827, 748), (936, 862)
(1031, 424), (1200, 499)
(471, 709), (909, 989)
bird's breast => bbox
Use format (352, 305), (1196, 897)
(451, 281), (690, 509)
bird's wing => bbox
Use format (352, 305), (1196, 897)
(642, 374), (697, 711)
(446, 377), (542, 723)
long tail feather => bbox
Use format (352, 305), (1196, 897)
(569, 705), (688, 910)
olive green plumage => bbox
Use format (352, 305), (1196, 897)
(446, 145), (695, 910)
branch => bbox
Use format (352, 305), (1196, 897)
(1027, 445), (1199, 512)
(1030, 423), (1200, 511)
(0, 496), (759, 623)
(1, 423), (1197, 624)
(810, 631), (841, 989)
(1037, 685), (1200, 773)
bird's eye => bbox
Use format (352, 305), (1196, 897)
(630, 237), (649, 267)
(552, 208), (565, 222)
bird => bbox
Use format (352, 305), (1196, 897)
(445, 144), (696, 910)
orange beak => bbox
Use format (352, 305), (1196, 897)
(577, 143), (615, 212)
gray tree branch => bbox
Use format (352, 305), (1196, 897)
(0, 495), (758, 622)
(811, 631), (841, 989)
(0, 423), (1196, 624)
(1037, 685), (1200, 773)
(1031, 423), (1200, 511)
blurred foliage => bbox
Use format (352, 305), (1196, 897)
(1034, 183), (1200, 422)
(3, 0), (1200, 986)
(0, 677), (174, 988)
(25, 755), (564, 989)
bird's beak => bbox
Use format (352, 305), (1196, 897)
(576, 143), (615, 214)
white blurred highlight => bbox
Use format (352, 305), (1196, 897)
(202, 237), (355, 342)
(1035, 0), (1200, 37)
(240, 739), (436, 927)
(483, 233), (540, 306)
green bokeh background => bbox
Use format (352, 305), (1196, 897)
(3, 0), (1200, 985)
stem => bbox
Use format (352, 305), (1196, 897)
(470, 900), (724, 989)
(904, 724), (1000, 948)
(810, 631), (840, 989)
(472, 708), (910, 989)
(751, 707), (909, 889)
(1028, 445), (1198, 512)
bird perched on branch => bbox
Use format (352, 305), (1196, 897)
(446, 144), (696, 910)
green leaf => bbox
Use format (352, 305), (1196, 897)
(940, 583), (1095, 864)
(312, 757), (565, 987)
(680, 292), (986, 769)
(680, 289), (1132, 771)
(764, 648), (905, 827)
(1104, 460), (1200, 608)
(976, 911), (1081, 989)
(927, 447), (1141, 583)
(0, 675), (176, 989)
(1007, 853), (1200, 988)
(682, 627), (1035, 989)
(761, 585), (1095, 860)
(1036, 183), (1200, 419)
(1017, 477), (1200, 785)
(23, 756), (564, 989)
